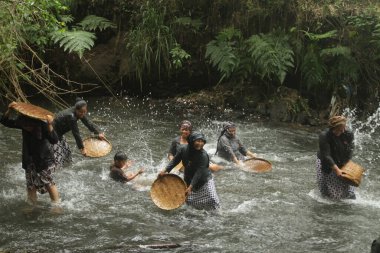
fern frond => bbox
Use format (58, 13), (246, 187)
(51, 30), (96, 58)
(174, 17), (203, 31)
(59, 15), (74, 24)
(246, 33), (294, 84)
(320, 46), (351, 58)
(206, 40), (239, 80)
(302, 30), (337, 41)
(78, 15), (116, 31)
(216, 27), (242, 42)
(300, 47), (326, 90)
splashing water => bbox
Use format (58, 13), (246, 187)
(0, 98), (379, 252)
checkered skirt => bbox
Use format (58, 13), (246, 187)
(53, 136), (72, 168)
(316, 157), (355, 199)
(186, 177), (220, 210)
(25, 163), (56, 194)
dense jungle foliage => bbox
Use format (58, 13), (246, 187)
(1, 0), (380, 116)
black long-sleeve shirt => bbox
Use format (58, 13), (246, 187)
(168, 136), (186, 157)
(217, 134), (248, 161)
(1, 115), (58, 171)
(53, 107), (100, 149)
(317, 128), (354, 173)
(165, 145), (211, 190)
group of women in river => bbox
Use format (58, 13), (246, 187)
(0, 99), (360, 212)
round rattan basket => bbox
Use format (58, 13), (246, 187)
(243, 158), (272, 173)
(150, 174), (187, 210)
(341, 161), (364, 187)
(12, 102), (54, 121)
(82, 137), (112, 157)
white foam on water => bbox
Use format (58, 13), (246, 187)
(307, 189), (335, 204)
(1, 189), (20, 200)
(343, 192), (380, 209)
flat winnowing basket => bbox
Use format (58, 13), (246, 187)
(150, 174), (186, 210)
(341, 161), (364, 187)
(83, 137), (112, 157)
(12, 102), (54, 121)
(243, 158), (272, 173)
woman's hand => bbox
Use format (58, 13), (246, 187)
(158, 170), (167, 178)
(138, 168), (144, 174)
(80, 148), (87, 156)
(8, 101), (17, 109)
(185, 185), (192, 197)
(46, 115), (54, 124)
(333, 165), (343, 177)
(247, 151), (257, 158)
(98, 133), (105, 140)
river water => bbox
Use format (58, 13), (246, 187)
(0, 97), (379, 252)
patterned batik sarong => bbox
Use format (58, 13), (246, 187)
(25, 163), (56, 194)
(316, 157), (355, 200)
(53, 136), (72, 168)
(186, 177), (220, 210)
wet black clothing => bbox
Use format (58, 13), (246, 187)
(217, 133), (248, 161)
(1, 115), (58, 171)
(53, 107), (100, 149)
(109, 165), (129, 183)
(165, 145), (211, 190)
(168, 136), (185, 157)
(317, 128), (354, 173)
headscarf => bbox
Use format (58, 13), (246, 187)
(223, 121), (236, 131)
(328, 115), (347, 129)
(188, 132), (207, 146)
(180, 120), (192, 131)
(215, 121), (236, 154)
(75, 97), (87, 110)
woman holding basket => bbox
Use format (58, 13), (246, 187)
(316, 115), (356, 199)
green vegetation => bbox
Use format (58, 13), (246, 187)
(1, 0), (380, 116)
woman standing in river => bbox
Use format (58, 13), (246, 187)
(0, 102), (60, 206)
(160, 132), (220, 210)
(216, 121), (256, 165)
(53, 98), (105, 167)
(316, 115), (356, 199)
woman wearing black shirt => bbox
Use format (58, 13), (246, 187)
(53, 98), (105, 167)
(161, 132), (220, 210)
(316, 115), (355, 199)
(1, 102), (60, 205)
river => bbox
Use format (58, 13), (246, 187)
(0, 97), (379, 252)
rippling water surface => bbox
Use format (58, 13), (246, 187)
(0, 97), (379, 252)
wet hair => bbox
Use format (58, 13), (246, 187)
(188, 132), (207, 145)
(75, 97), (87, 110)
(180, 120), (192, 131)
(328, 115), (347, 129)
(114, 151), (128, 162)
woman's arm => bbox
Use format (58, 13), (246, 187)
(160, 148), (183, 176)
(126, 168), (144, 181)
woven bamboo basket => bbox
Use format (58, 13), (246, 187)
(12, 102), (54, 121)
(150, 174), (186, 210)
(243, 158), (272, 173)
(82, 137), (112, 157)
(341, 161), (364, 187)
